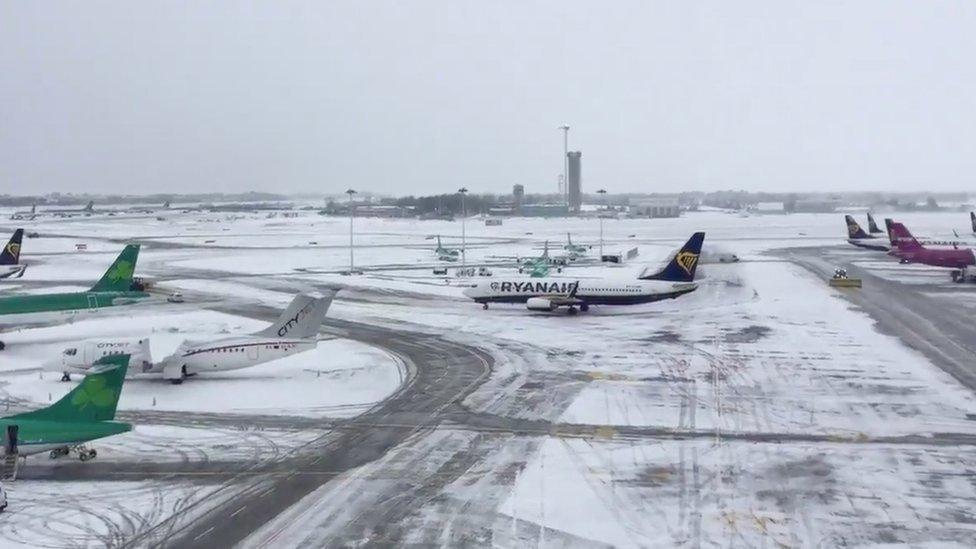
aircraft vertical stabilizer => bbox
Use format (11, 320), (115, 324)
(253, 292), (336, 339)
(867, 213), (882, 234)
(640, 232), (705, 282)
(9, 355), (129, 423)
(0, 229), (23, 265)
(89, 245), (140, 292)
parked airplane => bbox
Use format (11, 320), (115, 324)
(845, 215), (889, 251)
(8, 205), (36, 221)
(432, 235), (460, 262)
(0, 229), (25, 280)
(154, 292), (335, 383)
(0, 245), (150, 350)
(464, 232), (704, 314)
(43, 200), (96, 218)
(1, 354), (131, 463)
(867, 213), (884, 234)
(888, 222), (975, 281)
(563, 233), (590, 256)
(882, 217), (975, 249)
(46, 338), (153, 381)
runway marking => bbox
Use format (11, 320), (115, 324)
(231, 506), (248, 518)
(193, 527), (215, 541)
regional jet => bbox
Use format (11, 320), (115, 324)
(153, 292), (335, 383)
(464, 232), (704, 314)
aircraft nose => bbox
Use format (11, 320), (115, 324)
(462, 285), (477, 298)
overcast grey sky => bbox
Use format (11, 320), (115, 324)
(2, 1), (975, 196)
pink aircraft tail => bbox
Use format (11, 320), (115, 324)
(888, 222), (923, 251)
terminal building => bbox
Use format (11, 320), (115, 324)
(630, 197), (681, 218)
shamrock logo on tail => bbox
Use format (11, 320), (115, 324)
(71, 376), (118, 410)
(107, 260), (134, 284)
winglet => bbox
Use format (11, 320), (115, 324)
(640, 232), (705, 282)
(10, 355), (130, 423)
(0, 228), (23, 266)
(90, 245), (141, 292)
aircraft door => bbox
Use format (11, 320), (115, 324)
(87, 294), (98, 310)
(247, 345), (259, 361)
(5, 424), (18, 455)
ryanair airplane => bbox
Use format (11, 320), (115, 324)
(463, 232), (704, 314)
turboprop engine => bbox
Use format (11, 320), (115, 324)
(526, 297), (557, 311)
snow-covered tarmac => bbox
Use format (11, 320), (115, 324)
(1, 207), (975, 547)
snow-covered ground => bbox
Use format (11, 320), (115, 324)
(1, 208), (976, 546)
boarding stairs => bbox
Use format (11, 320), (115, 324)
(1, 453), (21, 481)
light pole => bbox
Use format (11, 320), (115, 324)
(597, 189), (607, 259)
(558, 124), (570, 207)
(458, 187), (468, 267)
(346, 189), (357, 273)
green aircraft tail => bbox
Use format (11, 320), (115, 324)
(11, 355), (129, 423)
(90, 244), (140, 292)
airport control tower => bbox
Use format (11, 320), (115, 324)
(567, 151), (582, 213)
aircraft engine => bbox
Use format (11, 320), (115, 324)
(526, 297), (557, 311)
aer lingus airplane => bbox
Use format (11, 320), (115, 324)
(432, 235), (461, 262)
(1, 354), (131, 462)
(0, 244), (150, 350)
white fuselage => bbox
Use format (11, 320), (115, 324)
(155, 336), (317, 376)
(45, 338), (153, 376)
(463, 277), (697, 306)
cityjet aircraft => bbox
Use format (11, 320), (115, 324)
(155, 292), (335, 383)
(46, 337), (152, 381)
(0, 229), (26, 279)
(464, 232), (704, 314)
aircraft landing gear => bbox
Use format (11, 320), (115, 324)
(49, 446), (70, 459)
(482, 303), (489, 310)
(0, 341), (5, 351)
(170, 365), (187, 385)
(579, 303), (589, 312)
(567, 307), (579, 316)
(78, 448), (97, 462)
(61, 372), (71, 382)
